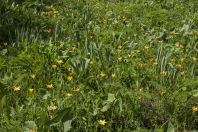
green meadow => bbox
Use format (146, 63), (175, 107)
(0, 0), (198, 131)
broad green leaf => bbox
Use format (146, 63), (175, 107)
(173, 91), (189, 102)
(182, 79), (198, 87)
(46, 107), (73, 126)
(0, 49), (7, 55)
(119, 98), (123, 114)
(191, 90), (198, 97)
(101, 104), (111, 112)
(84, 58), (90, 70)
(137, 91), (152, 99)
(180, 24), (189, 32)
(167, 122), (175, 132)
(101, 93), (115, 112)
(63, 120), (72, 132)
(23, 121), (37, 132)
(107, 93), (115, 102)
(1, 95), (8, 122)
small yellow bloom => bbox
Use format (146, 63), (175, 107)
(144, 45), (149, 49)
(73, 88), (80, 92)
(47, 84), (54, 89)
(98, 119), (107, 126)
(28, 88), (34, 93)
(192, 57), (197, 61)
(111, 73), (116, 78)
(179, 44), (184, 48)
(52, 65), (57, 69)
(52, 64), (57, 69)
(160, 91), (165, 96)
(180, 58), (185, 62)
(118, 57), (122, 62)
(30, 128), (37, 132)
(192, 106), (198, 113)
(136, 50), (140, 53)
(67, 66), (72, 72)
(13, 86), (21, 92)
(180, 71), (185, 76)
(50, 105), (57, 111)
(139, 63), (144, 68)
(176, 64), (182, 68)
(161, 71), (168, 76)
(67, 76), (73, 81)
(139, 88), (143, 92)
(118, 45), (122, 49)
(64, 93), (72, 97)
(57, 60), (64, 65)
(31, 74), (36, 79)
(128, 54), (131, 57)
(100, 72), (106, 78)
(153, 62), (158, 65)
(90, 61), (94, 65)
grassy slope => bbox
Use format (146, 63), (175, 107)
(0, 0), (198, 131)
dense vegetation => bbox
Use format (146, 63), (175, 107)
(0, 0), (198, 131)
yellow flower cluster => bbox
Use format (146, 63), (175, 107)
(144, 45), (149, 49)
(13, 85), (35, 93)
(52, 64), (57, 69)
(57, 60), (64, 65)
(160, 91), (165, 96)
(67, 66), (72, 72)
(64, 93), (72, 97)
(161, 71), (168, 76)
(31, 74), (36, 79)
(67, 76), (73, 81)
(13, 86), (21, 92)
(118, 57), (122, 62)
(28, 88), (34, 93)
(176, 64), (182, 68)
(47, 84), (54, 89)
(111, 73), (116, 78)
(180, 71), (185, 76)
(49, 105), (58, 111)
(192, 106), (198, 113)
(192, 57), (197, 61)
(73, 88), (80, 92)
(98, 119), (107, 126)
(50, 60), (63, 69)
(117, 45), (122, 49)
(41, 6), (60, 17)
